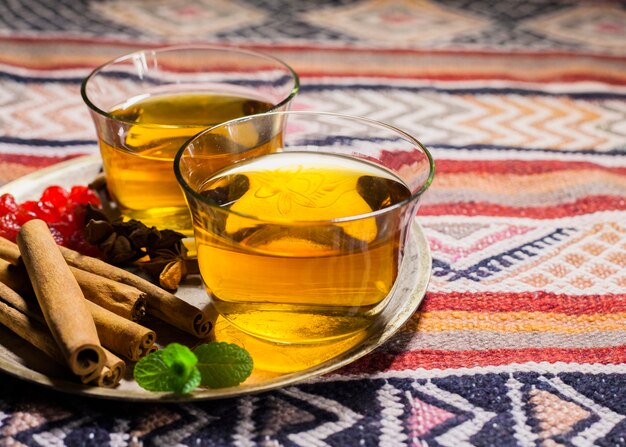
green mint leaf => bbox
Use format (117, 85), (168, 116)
(134, 350), (171, 392)
(134, 343), (199, 394)
(179, 367), (202, 395)
(162, 343), (198, 394)
(194, 342), (253, 388)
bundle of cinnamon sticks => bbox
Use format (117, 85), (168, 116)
(0, 219), (213, 388)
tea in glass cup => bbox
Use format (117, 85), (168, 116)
(175, 112), (434, 343)
(81, 45), (299, 236)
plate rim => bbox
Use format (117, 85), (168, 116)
(0, 155), (102, 196)
(0, 155), (431, 401)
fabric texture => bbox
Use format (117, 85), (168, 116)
(0, 0), (625, 446)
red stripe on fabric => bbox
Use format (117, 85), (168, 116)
(433, 160), (626, 176)
(0, 153), (82, 166)
(2, 35), (626, 61)
(4, 61), (625, 83)
(0, 154), (84, 168)
(340, 346), (626, 373)
(420, 292), (626, 315)
(420, 195), (626, 218)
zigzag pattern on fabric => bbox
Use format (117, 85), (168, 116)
(431, 228), (577, 282)
(1, 369), (625, 446)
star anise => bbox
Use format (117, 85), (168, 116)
(139, 229), (190, 290)
(82, 204), (195, 290)
(84, 209), (149, 265)
(139, 247), (188, 291)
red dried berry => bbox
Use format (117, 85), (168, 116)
(1, 183), (106, 256)
(0, 214), (20, 242)
(69, 185), (88, 200)
(47, 225), (66, 246)
(79, 242), (101, 258)
(48, 221), (77, 240)
(15, 201), (38, 225)
(72, 203), (87, 227)
(67, 231), (101, 257)
(69, 186), (101, 206)
(58, 206), (74, 225)
(19, 200), (38, 213)
(85, 190), (101, 206)
(0, 194), (18, 215)
(40, 186), (69, 208)
(33, 201), (62, 223)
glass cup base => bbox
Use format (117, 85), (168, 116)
(213, 298), (379, 344)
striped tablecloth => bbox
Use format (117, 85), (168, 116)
(1, 1), (625, 446)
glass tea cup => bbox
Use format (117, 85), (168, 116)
(175, 111), (434, 344)
(81, 45), (299, 237)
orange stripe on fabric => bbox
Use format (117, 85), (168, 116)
(407, 311), (626, 334)
(1, 38), (625, 84)
(432, 171), (626, 194)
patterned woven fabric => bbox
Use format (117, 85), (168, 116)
(1, 0), (625, 446)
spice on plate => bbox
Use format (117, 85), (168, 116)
(80, 348), (126, 388)
(0, 258), (147, 322)
(56, 244), (213, 338)
(16, 219), (105, 377)
(0, 273), (156, 363)
(0, 284), (125, 388)
(0, 233), (212, 339)
(86, 300), (156, 362)
(84, 205), (193, 290)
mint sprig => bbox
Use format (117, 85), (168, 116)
(134, 343), (200, 394)
(195, 342), (254, 389)
(134, 342), (253, 394)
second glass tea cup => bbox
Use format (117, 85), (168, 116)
(81, 45), (299, 237)
(175, 111), (434, 344)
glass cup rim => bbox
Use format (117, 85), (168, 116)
(80, 44), (300, 128)
(174, 110), (435, 225)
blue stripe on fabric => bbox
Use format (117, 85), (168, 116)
(0, 71), (83, 84)
(299, 84), (626, 100)
(432, 228), (578, 282)
(287, 137), (626, 155)
(0, 136), (97, 146)
(1, 136), (624, 156)
(1, 70), (625, 100)
(430, 144), (626, 156)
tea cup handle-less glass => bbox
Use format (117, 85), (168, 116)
(81, 45), (299, 237)
(175, 111), (434, 344)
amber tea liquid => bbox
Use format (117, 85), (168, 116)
(100, 91), (274, 234)
(194, 152), (412, 343)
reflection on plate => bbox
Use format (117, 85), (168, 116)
(0, 156), (431, 401)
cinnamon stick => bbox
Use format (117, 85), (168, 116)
(58, 245), (212, 338)
(0, 293), (124, 388)
(0, 297), (62, 365)
(70, 268), (146, 321)
(0, 281), (40, 319)
(0, 235), (20, 263)
(0, 257), (146, 321)
(16, 220), (105, 377)
(80, 349), (125, 388)
(87, 301), (156, 361)
(0, 235), (212, 337)
(0, 277), (156, 362)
